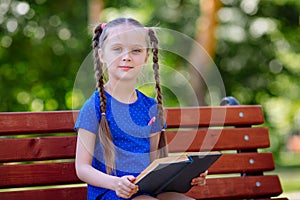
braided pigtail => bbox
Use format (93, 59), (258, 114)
(93, 23), (115, 174)
(148, 28), (168, 158)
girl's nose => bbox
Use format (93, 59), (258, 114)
(121, 52), (132, 61)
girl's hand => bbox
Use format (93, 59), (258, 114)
(191, 170), (208, 186)
(114, 175), (139, 199)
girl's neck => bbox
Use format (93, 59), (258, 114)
(104, 80), (137, 104)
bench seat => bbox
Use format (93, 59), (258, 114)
(0, 106), (287, 199)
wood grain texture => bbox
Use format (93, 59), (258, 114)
(0, 162), (81, 188)
(166, 127), (270, 152)
(0, 186), (87, 200)
(0, 136), (77, 162)
(185, 176), (283, 199)
(0, 106), (286, 200)
(165, 106), (264, 127)
(0, 111), (78, 135)
(0, 106), (263, 135)
(0, 153), (274, 187)
(0, 127), (269, 162)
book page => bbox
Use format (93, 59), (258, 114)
(187, 151), (221, 157)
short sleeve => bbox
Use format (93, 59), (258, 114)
(149, 104), (167, 134)
(74, 93), (99, 134)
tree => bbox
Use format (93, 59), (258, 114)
(189, 0), (222, 105)
(0, 0), (90, 111)
(214, 0), (300, 160)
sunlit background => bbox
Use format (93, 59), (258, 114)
(1, 0), (300, 198)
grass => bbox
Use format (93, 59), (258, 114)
(274, 166), (300, 192)
(270, 152), (300, 199)
(277, 152), (300, 192)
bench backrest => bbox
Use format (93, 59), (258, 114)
(0, 106), (284, 200)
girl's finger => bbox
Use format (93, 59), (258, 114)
(200, 170), (208, 177)
(198, 178), (206, 186)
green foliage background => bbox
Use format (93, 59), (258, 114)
(214, 0), (300, 159)
(1, 0), (300, 165)
(0, 0), (90, 111)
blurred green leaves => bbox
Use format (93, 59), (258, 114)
(0, 0), (90, 111)
(215, 0), (300, 159)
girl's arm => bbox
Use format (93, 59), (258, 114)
(75, 128), (138, 198)
(75, 128), (117, 189)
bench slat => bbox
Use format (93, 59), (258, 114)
(0, 176), (282, 200)
(0, 186), (87, 200)
(167, 127), (270, 152)
(209, 152), (275, 174)
(0, 136), (76, 162)
(166, 106), (264, 127)
(0, 106), (263, 135)
(0, 153), (274, 188)
(186, 175), (283, 199)
(0, 127), (269, 162)
(0, 111), (78, 135)
(0, 162), (81, 188)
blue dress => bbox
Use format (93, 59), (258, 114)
(75, 90), (163, 200)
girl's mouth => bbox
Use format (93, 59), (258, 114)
(119, 66), (134, 71)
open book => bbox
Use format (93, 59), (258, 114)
(134, 151), (222, 195)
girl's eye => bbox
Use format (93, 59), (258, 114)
(113, 47), (122, 52)
(132, 48), (143, 54)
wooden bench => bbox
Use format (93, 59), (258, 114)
(0, 103), (287, 199)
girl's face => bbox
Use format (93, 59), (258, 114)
(99, 25), (149, 82)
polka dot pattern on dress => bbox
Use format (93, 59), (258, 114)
(75, 89), (164, 200)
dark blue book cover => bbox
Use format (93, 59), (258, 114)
(135, 152), (222, 195)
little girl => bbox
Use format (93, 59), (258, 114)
(75, 17), (207, 200)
